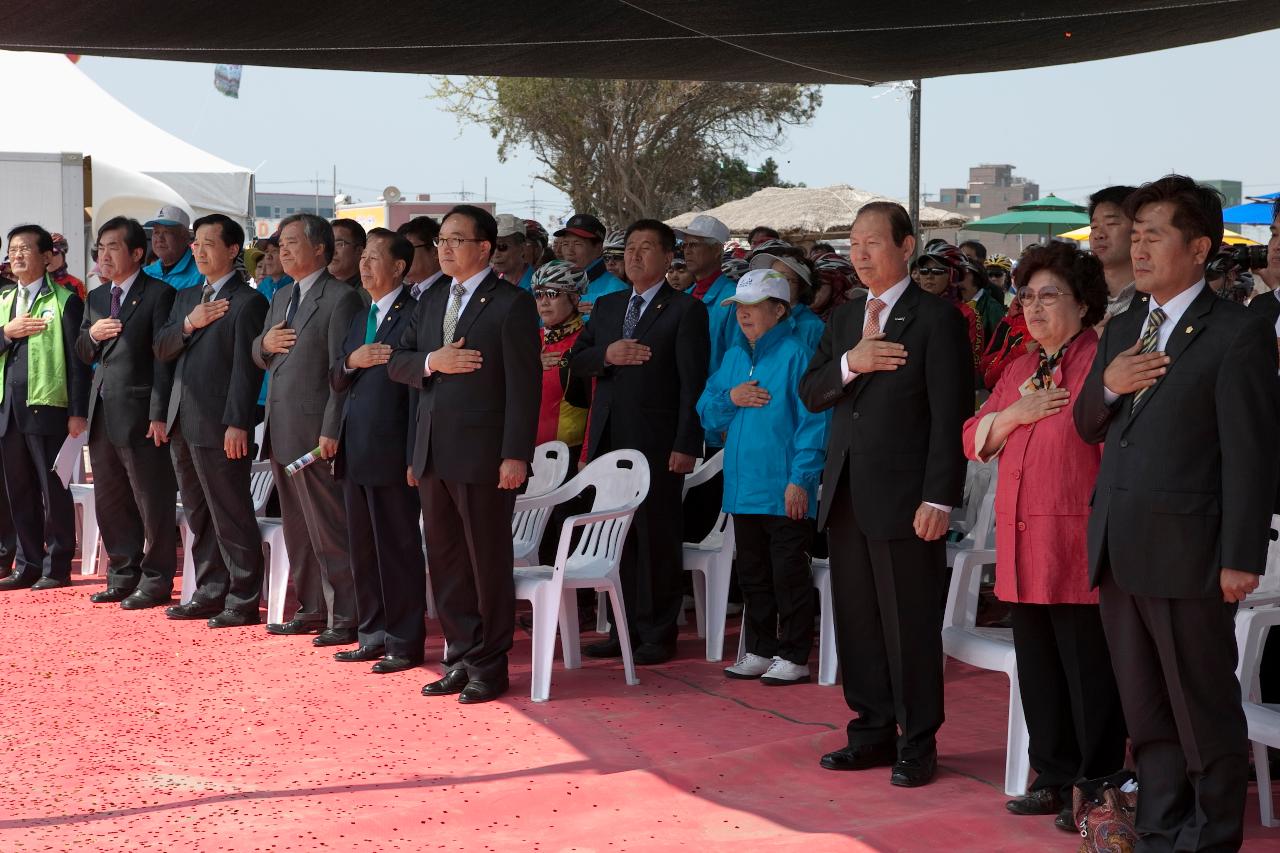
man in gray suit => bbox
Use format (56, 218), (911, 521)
(254, 214), (365, 646)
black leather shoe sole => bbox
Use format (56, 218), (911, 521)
(0, 576), (37, 591)
(1005, 790), (1062, 816)
(1054, 804), (1077, 833)
(422, 670), (470, 696)
(90, 588), (134, 603)
(165, 602), (222, 620)
(122, 592), (172, 610)
(312, 630), (357, 647)
(265, 620), (325, 635)
(207, 610), (260, 628)
(458, 680), (509, 704)
(890, 755), (938, 788)
(820, 744), (898, 772)
(582, 640), (622, 659)
(31, 578), (71, 590)
(334, 645), (386, 662)
(633, 643), (676, 666)
(371, 655), (422, 674)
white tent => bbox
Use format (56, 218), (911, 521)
(0, 50), (252, 221)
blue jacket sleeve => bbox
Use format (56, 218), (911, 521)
(788, 350), (830, 493)
(697, 350), (740, 434)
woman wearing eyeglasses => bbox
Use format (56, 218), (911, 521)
(913, 245), (984, 374)
(960, 242), (1125, 832)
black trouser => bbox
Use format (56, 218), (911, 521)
(1099, 570), (1246, 852)
(826, 478), (947, 761)
(272, 456), (356, 631)
(88, 408), (177, 597)
(1009, 602), (1126, 800)
(344, 478), (426, 658)
(1, 418), (74, 582)
(733, 514), (815, 665)
(170, 425), (263, 613)
(0, 450), (16, 572)
(419, 473), (516, 684)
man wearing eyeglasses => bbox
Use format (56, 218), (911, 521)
(492, 215), (533, 292)
(328, 218), (369, 296)
(397, 216), (445, 300)
(388, 204), (540, 704)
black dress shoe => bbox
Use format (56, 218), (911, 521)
(583, 638), (622, 658)
(458, 679), (509, 704)
(31, 577), (70, 590)
(820, 742), (897, 772)
(334, 644), (386, 662)
(1054, 803), (1077, 833)
(90, 587), (133, 603)
(890, 753), (938, 788)
(166, 600), (222, 620)
(1006, 788), (1062, 816)
(207, 609), (260, 628)
(121, 590), (171, 610)
(371, 655), (422, 673)
(312, 628), (357, 647)
(422, 669), (470, 696)
(633, 642), (676, 665)
(0, 574), (36, 591)
(265, 619), (325, 635)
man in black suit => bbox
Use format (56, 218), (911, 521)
(1248, 200), (1280, 338)
(1074, 176), (1280, 851)
(387, 205), (540, 704)
(799, 202), (972, 788)
(568, 219), (710, 664)
(330, 228), (426, 674)
(155, 214), (269, 628)
(76, 216), (178, 609)
(0, 224), (91, 591)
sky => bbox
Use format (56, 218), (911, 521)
(75, 26), (1280, 226)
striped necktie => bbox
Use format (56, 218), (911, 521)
(1131, 307), (1167, 407)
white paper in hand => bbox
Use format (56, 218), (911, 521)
(54, 432), (88, 488)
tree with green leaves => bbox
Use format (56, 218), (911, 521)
(433, 77), (821, 225)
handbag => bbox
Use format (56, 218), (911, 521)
(1071, 770), (1138, 853)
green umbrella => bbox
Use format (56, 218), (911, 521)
(963, 194), (1089, 236)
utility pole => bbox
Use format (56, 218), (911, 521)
(332, 165), (336, 201)
(908, 79), (922, 247)
(314, 171), (320, 215)
(484, 177), (488, 202)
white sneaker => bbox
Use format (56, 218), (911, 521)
(760, 657), (810, 686)
(724, 652), (773, 679)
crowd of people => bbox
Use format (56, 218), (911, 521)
(2, 172), (1280, 850)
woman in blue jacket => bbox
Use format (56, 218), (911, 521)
(697, 269), (830, 686)
(748, 247), (825, 355)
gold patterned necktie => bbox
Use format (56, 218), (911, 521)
(442, 283), (466, 344)
(1131, 307), (1167, 406)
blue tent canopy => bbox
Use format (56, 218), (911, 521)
(1224, 192), (1278, 226)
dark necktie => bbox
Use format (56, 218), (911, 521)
(200, 282), (214, 303)
(284, 285), (301, 327)
(110, 285), (123, 319)
(1131, 307), (1167, 407)
(622, 293), (644, 339)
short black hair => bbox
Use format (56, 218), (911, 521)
(1088, 185), (1138, 219)
(366, 227), (414, 279)
(625, 219), (677, 253)
(1014, 241), (1108, 327)
(811, 242), (835, 255)
(442, 205), (498, 259)
(279, 213), (334, 263)
(1123, 174), (1223, 258)
(97, 217), (148, 255)
(330, 218), (366, 247)
(748, 226), (780, 243)
(191, 214), (245, 253)
(855, 201), (914, 247)
(397, 216), (440, 250)
(958, 239), (988, 262)
(6, 224), (53, 254)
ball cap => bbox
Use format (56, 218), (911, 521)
(144, 205), (191, 229)
(720, 268), (791, 307)
(495, 213), (525, 239)
(554, 213), (606, 241)
(675, 214), (730, 245)
(749, 252), (811, 285)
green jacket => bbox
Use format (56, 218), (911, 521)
(0, 275), (72, 407)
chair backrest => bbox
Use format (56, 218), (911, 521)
(943, 550), (989, 631)
(250, 461), (275, 515)
(952, 460), (996, 534)
(1246, 515), (1280, 604)
(1235, 605), (1280, 701)
(526, 440), (571, 498)
(561, 450), (651, 571)
(956, 488), (997, 551)
(693, 511), (734, 551)
(681, 450), (723, 500)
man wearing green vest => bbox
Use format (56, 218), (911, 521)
(0, 225), (91, 590)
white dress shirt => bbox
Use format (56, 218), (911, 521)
(423, 266), (492, 376)
(625, 280), (664, 325)
(1103, 279), (1205, 403)
(409, 269), (446, 300)
(293, 268), (324, 302)
(207, 270), (236, 297)
(88, 268), (141, 341)
(343, 285), (404, 373)
(840, 275), (911, 386)
(1271, 288), (1280, 338)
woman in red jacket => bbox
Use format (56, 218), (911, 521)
(961, 242), (1125, 831)
(534, 261), (591, 457)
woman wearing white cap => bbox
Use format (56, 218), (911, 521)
(696, 269), (830, 685)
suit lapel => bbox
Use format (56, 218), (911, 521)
(187, 274), (243, 349)
(848, 284), (919, 407)
(290, 273), (325, 334)
(374, 289), (410, 344)
(102, 274), (149, 357)
(452, 272), (497, 343)
(632, 284), (673, 342)
(1125, 285), (1215, 428)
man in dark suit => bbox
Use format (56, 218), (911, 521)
(329, 228), (426, 673)
(1248, 201), (1280, 336)
(798, 202), (972, 788)
(255, 214), (364, 647)
(0, 224), (91, 591)
(1074, 176), (1280, 851)
(568, 219), (710, 664)
(155, 214), (268, 628)
(387, 204), (540, 704)
(76, 216), (177, 609)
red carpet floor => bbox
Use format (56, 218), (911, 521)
(3, 575), (1280, 852)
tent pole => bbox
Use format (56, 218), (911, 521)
(908, 79), (922, 254)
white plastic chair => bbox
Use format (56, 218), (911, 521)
(71, 483), (101, 576)
(681, 451), (723, 500)
(1235, 604), (1280, 827)
(950, 460), (996, 537)
(941, 545), (1031, 797)
(179, 461), (278, 609)
(1243, 515), (1280, 608)
(946, 486), (997, 570)
(512, 449), (650, 702)
(684, 511), (735, 661)
(512, 440), (571, 567)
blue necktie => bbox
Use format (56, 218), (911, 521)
(622, 294), (643, 339)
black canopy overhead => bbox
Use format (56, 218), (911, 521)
(6, 1), (1279, 84)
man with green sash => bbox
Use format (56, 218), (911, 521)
(0, 225), (90, 590)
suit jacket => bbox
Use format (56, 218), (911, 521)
(1074, 286), (1280, 598)
(154, 273), (269, 449)
(386, 269), (541, 485)
(568, 283), (710, 468)
(0, 278), (91, 435)
(799, 283), (973, 537)
(1249, 287), (1280, 328)
(330, 286), (418, 486)
(253, 270), (365, 463)
(75, 272), (176, 447)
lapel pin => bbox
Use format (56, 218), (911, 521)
(1185, 326), (1193, 333)
(893, 316), (905, 321)
(480, 297), (487, 304)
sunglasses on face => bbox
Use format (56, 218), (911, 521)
(1017, 286), (1065, 307)
(533, 289), (566, 301)
(916, 267), (948, 276)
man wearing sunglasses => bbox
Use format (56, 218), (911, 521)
(492, 214), (533, 292)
